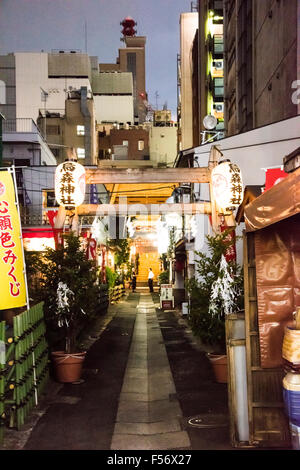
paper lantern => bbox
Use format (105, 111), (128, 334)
(165, 212), (182, 229)
(55, 161), (86, 208)
(211, 160), (243, 210)
(156, 220), (169, 255)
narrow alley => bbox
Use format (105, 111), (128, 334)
(6, 291), (230, 451)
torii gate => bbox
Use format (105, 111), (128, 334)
(54, 146), (236, 233)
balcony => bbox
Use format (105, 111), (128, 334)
(212, 77), (224, 101)
(3, 118), (41, 134)
(208, 0), (224, 15)
(213, 35), (224, 57)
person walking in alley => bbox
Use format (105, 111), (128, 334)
(131, 269), (137, 293)
(148, 267), (154, 293)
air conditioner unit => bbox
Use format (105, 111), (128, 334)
(217, 132), (226, 140)
(214, 103), (224, 113)
(213, 60), (223, 70)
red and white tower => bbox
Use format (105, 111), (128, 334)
(120, 17), (137, 38)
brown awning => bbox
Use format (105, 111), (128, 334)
(244, 166), (300, 232)
(235, 185), (262, 224)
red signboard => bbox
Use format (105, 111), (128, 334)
(264, 168), (288, 192)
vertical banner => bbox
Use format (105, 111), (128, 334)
(86, 236), (97, 260)
(0, 169), (27, 308)
(220, 220), (236, 264)
(47, 209), (64, 249)
(90, 184), (99, 204)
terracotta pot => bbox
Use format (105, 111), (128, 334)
(51, 351), (86, 383)
(207, 353), (228, 384)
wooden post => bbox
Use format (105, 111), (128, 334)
(208, 145), (223, 234)
(0, 322), (5, 444)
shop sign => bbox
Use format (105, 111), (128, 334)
(160, 284), (174, 310)
(0, 170), (27, 309)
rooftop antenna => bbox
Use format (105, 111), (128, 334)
(191, 1), (198, 12)
(84, 20), (88, 53)
(155, 91), (159, 110)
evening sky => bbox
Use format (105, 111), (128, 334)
(0, 0), (193, 119)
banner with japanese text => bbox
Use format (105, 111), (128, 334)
(0, 170), (27, 309)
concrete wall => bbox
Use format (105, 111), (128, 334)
(224, 0), (299, 136)
(92, 72), (133, 94)
(0, 54), (16, 120)
(13, 53), (91, 122)
(94, 95), (134, 124)
(179, 12), (198, 151)
(64, 96), (96, 165)
(110, 128), (149, 160)
(48, 53), (91, 78)
(253, 0), (298, 127)
(189, 115), (300, 265)
(149, 126), (177, 166)
(119, 39), (146, 123)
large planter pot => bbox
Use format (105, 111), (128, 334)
(51, 351), (86, 383)
(207, 353), (228, 384)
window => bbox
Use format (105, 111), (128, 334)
(213, 78), (224, 100)
(0, 80), (6, 104)
(213, 35), (224, 56)
(77, 125), (85, 136)
(43, 190), (58, 208)
(77, 148), (85, 159)
(122, 140), (128, 147)
(46, 125), (60, 135)
(138, 140), (144, 151)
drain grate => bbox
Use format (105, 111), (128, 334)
(187, 414), (228, 429)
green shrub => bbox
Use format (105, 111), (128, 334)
(158, 270), (169, 285)
(186, 231), (244, 353)
(28, 233), (100, 353)
(106, 266), (118, 289)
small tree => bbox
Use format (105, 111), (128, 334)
(186, 231), (244, 353)
(33, 233), (99, 353)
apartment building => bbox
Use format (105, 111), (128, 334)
(99, 35), (147, 124)
(224, 0), (300, 136)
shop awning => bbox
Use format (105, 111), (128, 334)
(244, 166), (300, 232)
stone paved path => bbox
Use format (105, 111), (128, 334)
(111, 293), (191, 450)
(4, 290), (230, 450)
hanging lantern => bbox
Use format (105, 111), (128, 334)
(156, 219), (169, 255)
(211, 160), (243, 210)
(165, 212), (183, 229)
(55, 161), (86, 209)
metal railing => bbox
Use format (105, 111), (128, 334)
(2, 119), (42, 134)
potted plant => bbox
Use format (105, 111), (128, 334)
(186, 231), (244, 383)
(33, 233), (99, 383)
